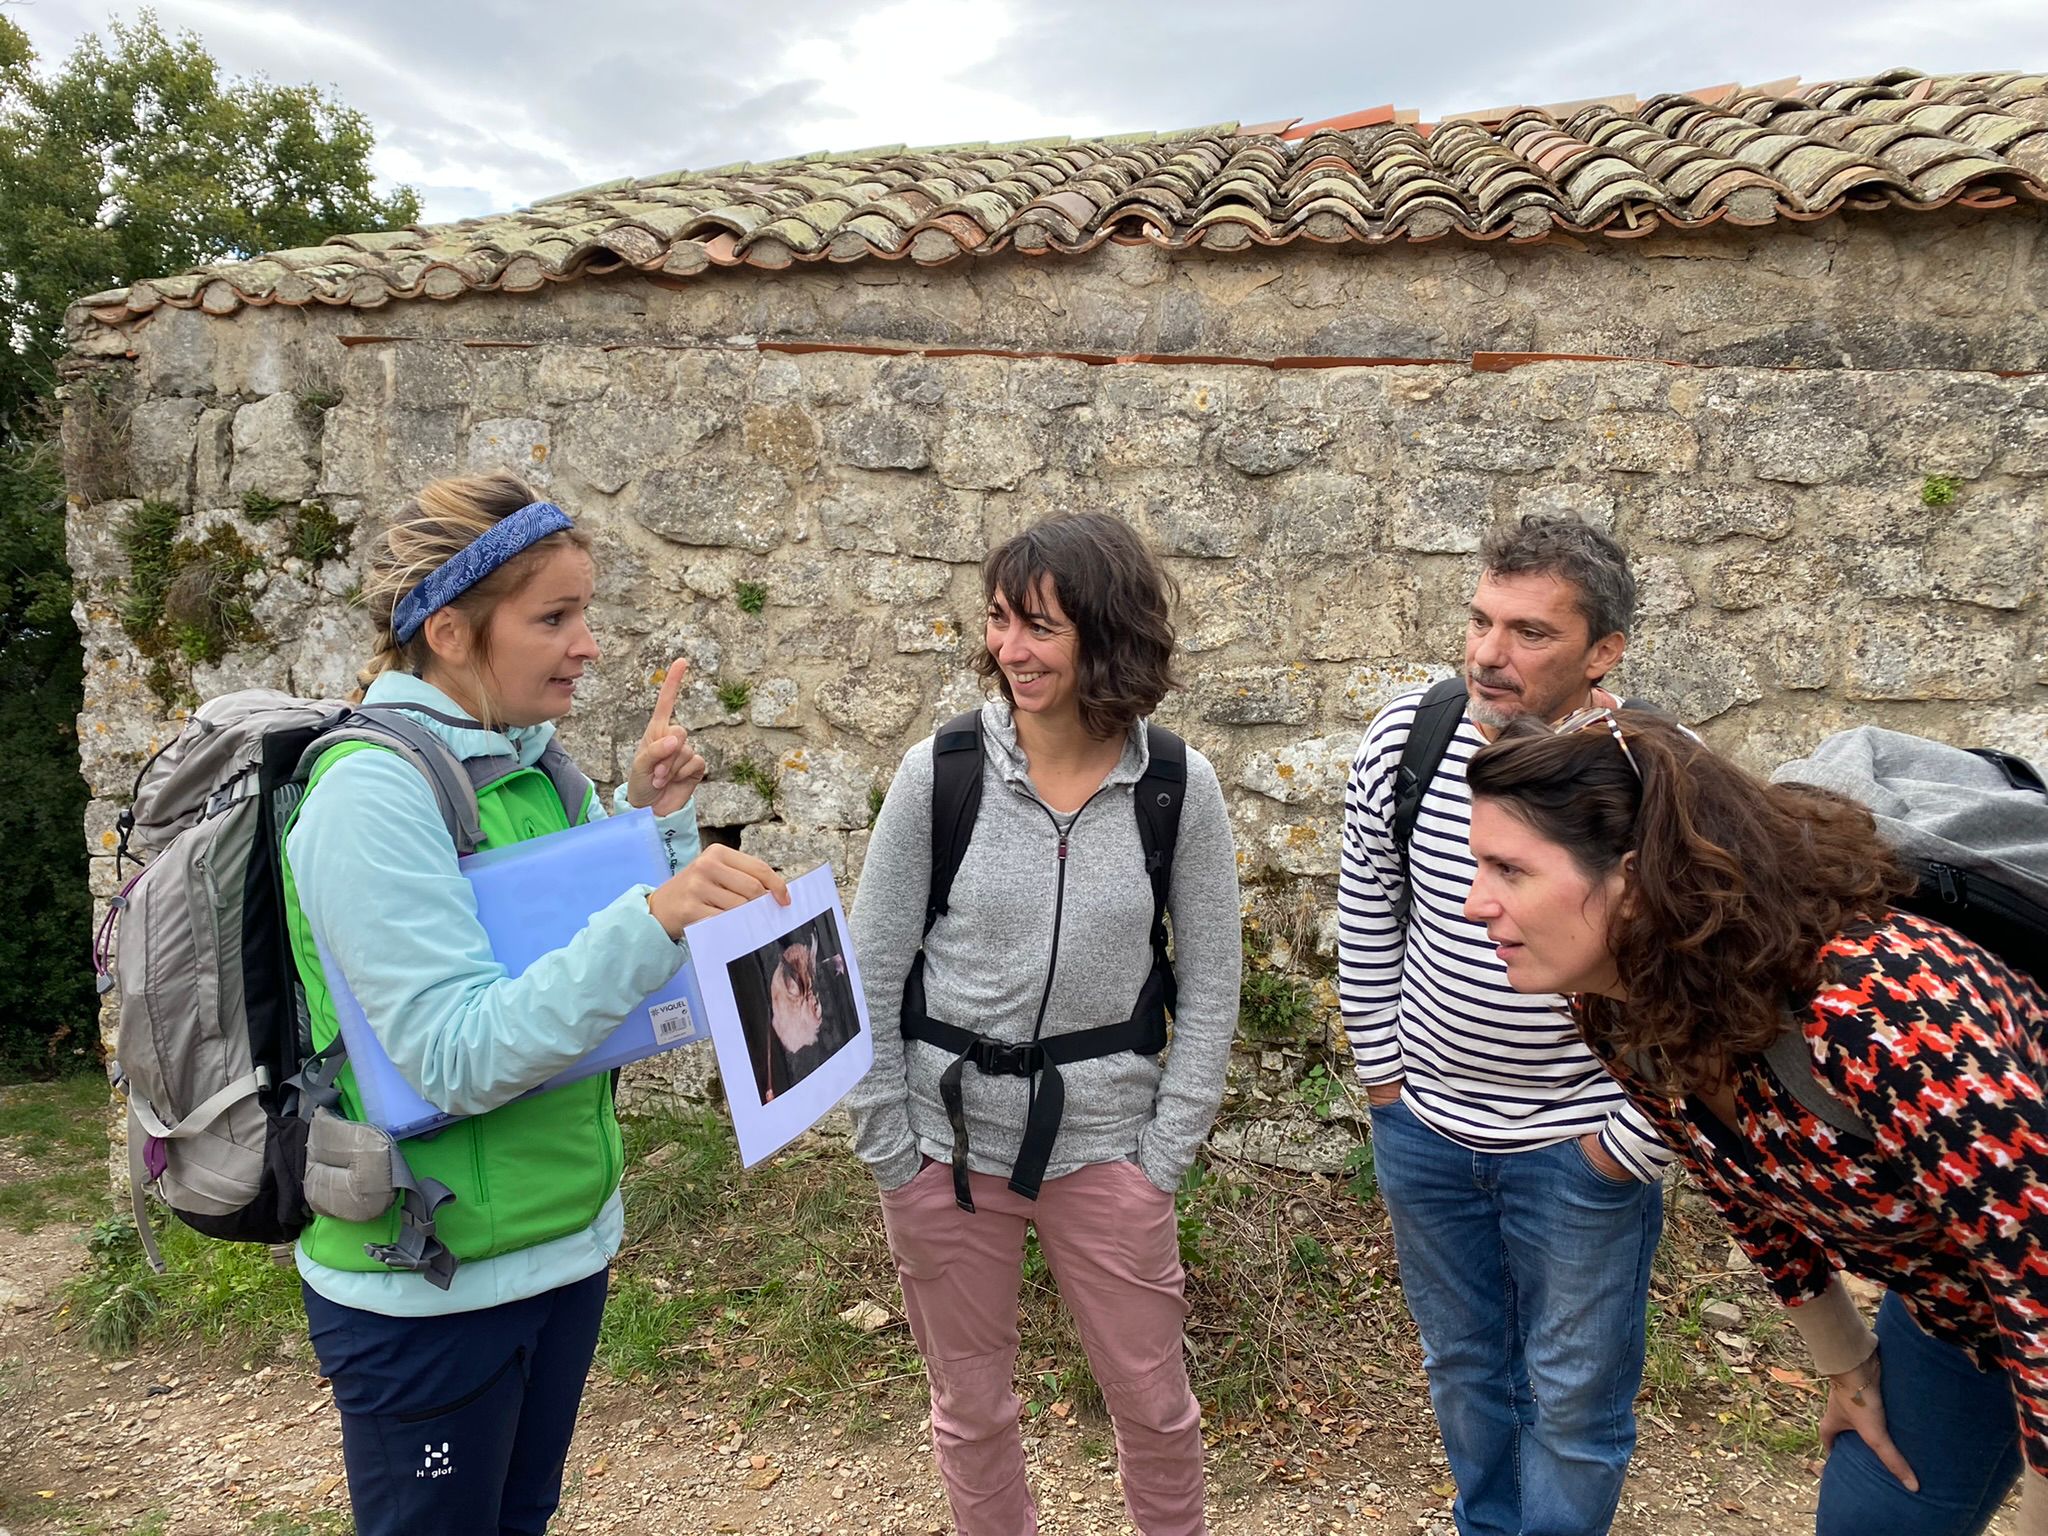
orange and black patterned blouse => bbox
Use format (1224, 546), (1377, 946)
(1586, 912), (2048, 1472)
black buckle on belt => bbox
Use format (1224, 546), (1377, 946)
(968, 1038), (1041, 1077)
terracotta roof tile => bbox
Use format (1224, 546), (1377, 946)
(94, 69), (2048, 317)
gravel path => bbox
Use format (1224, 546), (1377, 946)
(0, 1220), (1883, 1536)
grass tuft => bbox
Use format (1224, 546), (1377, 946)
(0, 1074), (115, 1231)
(734, 580), (768, 615)
(728, 756), (778, 808)
(715, 679), (753, 716)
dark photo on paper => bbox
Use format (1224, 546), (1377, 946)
(727, 912), (861, 1105)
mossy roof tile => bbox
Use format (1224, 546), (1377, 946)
(89, 68), (2048, 317)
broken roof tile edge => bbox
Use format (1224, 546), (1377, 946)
(69, 68), (2048, 325)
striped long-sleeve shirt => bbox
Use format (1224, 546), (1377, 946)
(1337, 687), (1672, 1181)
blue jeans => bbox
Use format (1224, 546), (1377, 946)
(1370, 1098), (1662, 1536)
(304, 1268), (608, 1536)
(1817, 1291), (2021, 1536)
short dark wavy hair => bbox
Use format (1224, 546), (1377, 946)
(1480, 514), (1637, 641)
(972, 513), (1181, 740)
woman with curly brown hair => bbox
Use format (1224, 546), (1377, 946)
(1462, 709), (2047, 1536)
(844, 512), (1242, 1535)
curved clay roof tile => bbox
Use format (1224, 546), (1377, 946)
(81, 69), (2048, 314)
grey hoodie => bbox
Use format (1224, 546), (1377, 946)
(846, 699), (1242, 1195)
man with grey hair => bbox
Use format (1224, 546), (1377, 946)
(1337, 515), (1671, 1536)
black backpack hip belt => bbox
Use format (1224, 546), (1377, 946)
(901, 951), (1171, 1210)
(904, 709), (1186, 1213)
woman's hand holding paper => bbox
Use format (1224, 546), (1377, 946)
(647, 845), (791, 938)
(627, 658), (708, 816)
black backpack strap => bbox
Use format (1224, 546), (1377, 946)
(533, 739), (596, 826)
(1389, 677), (1470, 927)
(1761, 1027), (1874, 1142)
(926, 710), (986, 936)
(1134, 723), (1188, 1002)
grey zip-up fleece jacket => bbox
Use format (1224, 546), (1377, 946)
(846, 700), (1242, 1195)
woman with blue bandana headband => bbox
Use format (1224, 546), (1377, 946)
(282, 472), (790, 1536)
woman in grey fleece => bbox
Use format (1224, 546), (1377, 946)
(845, 513), (1241, 1536)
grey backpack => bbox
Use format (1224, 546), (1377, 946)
(1764, 726), (2048, 1139)
(96, 689), (590, 1283)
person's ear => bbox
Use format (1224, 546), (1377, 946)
(421, 606), (472, 668)
(1585, 629), (1626, 684)
(1609, 849), (1639, 921)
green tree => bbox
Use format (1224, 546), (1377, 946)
(0, 12), (420, 1076)
(0, 11), (421, 428)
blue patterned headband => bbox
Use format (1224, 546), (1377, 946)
(393, 501), (576, 644)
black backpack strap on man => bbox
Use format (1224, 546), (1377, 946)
(1388, 679), (1652, 926)
(903, 709), (1187, 1212)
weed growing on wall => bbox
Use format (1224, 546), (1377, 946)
(716, 679), (753, 716)
(734, 580), (768, 615)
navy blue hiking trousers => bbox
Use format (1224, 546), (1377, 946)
(303, 1268), (607, 1536)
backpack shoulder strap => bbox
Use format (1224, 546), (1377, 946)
(926, 711), (986, 936)
(533, 739), (595, 826)
(298, 707), (485, 856)
(1134, 723), (1188, 966)
(1389, 677), (1470, 925)
(1761, 1027), (1874, 1142)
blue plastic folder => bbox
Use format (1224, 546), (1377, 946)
(316, 807), (708, 1139)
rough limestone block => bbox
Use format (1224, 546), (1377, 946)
(1631, 484), (1793, 544)
(1388, 473), (1494, 553)
(196, 407), (235, 505)
(556, 406), (721, 495)
(750, 677), (800, 728)
(126, 398), (205, 506)
(1207, 1116), (1359, 1176)
(778, 744), (875, 829)
(899, 489), (984, 563)
(740, 822), (849, 878)
(1771, 612), (1834, 691)
(229, 393), (320, 503)
(1218, 419), (1332, 476)
(1412, 417), (1569, 474)
(856, 557), (951, 605)
(694, 781), (772, 827)
(1239, 733), (1357, 806)
(637, 463), (788, 552)
(830, 408), (929, 470)
(1845, 610), (2021, 701)
(932, 415), (1045, 490)
(1961, 706), (2048, 763)
(742, 403), (822, 471)
(1634, 556), (1697, 617)
(1257, 812), (1340, 877)
(816, 476), (901, 553)
(1203, 666), (1314, 726)
(1729, 406), (1876, 485)
(1335, 663), (1456, 721)
(895, 614), (963, 654)
(1587, 413), (1700, 473)
(1295, 557), (1416, 662)
(816, 668), (924, 744)
(317, 407), (379, 496)
(1130, 478), (1261, 558)
(1514, 482), (1616, 532)
(1267, 473), (1381, 558)
(136, 305), (214, 397)
(1870, 503), (2044, 610)
(1614, 627), (1763, 723)
(468, 417), (552, 485)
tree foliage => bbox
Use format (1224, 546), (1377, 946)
(0, 12), (419, 1076)
(0, 10), (421, 430)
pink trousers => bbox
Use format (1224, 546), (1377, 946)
(879, 1157), (1207, 1536)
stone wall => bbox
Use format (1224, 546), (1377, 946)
(61, 210), (2048, 1127)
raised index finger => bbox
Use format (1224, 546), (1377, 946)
(645, 658), (688, 738)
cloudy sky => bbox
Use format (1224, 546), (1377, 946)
(14, 0), (2048, 224)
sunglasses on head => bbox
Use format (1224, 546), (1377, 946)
(1554, 705), (1642, 782)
